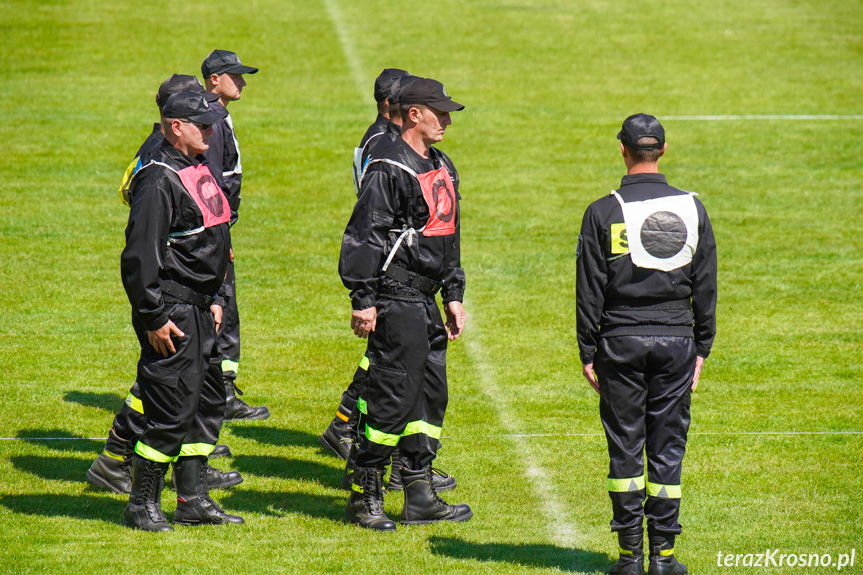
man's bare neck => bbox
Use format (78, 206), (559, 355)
(401, 129), (430, 159)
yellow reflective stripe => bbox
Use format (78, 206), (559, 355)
(178, 443), (215, 458)
(103, 450), (126, 462)
(352, 483), (364, 494)
(646, 481), (681, 499)
(619, 548), (634, 557)
(335, 410), (350, 422)
(607, 476), (645, 492)
(135, 442), (173, 463)
(661, 548), (675, 557)
(402, 420), (442, 440)
(357, 398), (367, 415)
(125, 393), (144, 414)
(359, 356), (370, 371)
(221, 359), (239, 374)
(365, 424), (400, 447)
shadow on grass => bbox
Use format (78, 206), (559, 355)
(0, 493), (120, 524)
(231, 454), (342, 488)
(10, 455), (91, 483)
(226, 426), (321, 450)
(217, 488), (345, 521)
(428, 536), (613, 573)
(64, 391), (126, 414)
(16, 429), (103, 454)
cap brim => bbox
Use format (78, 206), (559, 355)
(222, 64), (258, 75)
(203, 91), (221, 102)
(428, 99), (465, 112)
(190, 107), (228, 124)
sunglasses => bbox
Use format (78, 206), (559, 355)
(179, 119), (213, 130)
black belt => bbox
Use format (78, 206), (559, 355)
(383, 265), (442, 295)
(606, 298), (691, 311)
(160, 280), (215, 309)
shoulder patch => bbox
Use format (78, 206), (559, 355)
(576, 233), (583, 259)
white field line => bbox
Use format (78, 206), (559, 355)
(323, 0), (365, 98)
(3, 432), (860, 441)
(463, 304), (583, 548)
(664, 115), (863, 121)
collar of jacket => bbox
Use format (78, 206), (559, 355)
(620, 173), (668, 187)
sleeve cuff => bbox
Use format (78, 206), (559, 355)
(351, 296), (377, 311)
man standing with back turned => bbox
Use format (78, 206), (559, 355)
(339, 77), (472, 531)
(576, 114), (717, 574)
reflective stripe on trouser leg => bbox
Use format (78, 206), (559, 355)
(355, 298), (448, 470)
(111, 381), (147, 442)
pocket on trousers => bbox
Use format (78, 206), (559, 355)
(365, 364), (409, 423)
(138, 362), (181, 388)
(137, 361), (182, 423)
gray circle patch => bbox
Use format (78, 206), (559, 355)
(640, 211), (687, 258)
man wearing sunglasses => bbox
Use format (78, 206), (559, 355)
(88, 75), (242, 497)
(200, 50), (270, 423)
(121, 90), (243, 531)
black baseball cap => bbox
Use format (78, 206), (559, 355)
(202, 50), (259, 77)
(388, 74), (419, 105)
(162, 90), (228, 124)
(374, 68), (408, 102)
(398, 78), (464, 112)
(156, 74), (220, 109)
(617, 113), (665, 149)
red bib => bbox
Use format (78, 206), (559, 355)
(417, 166), (457, 237)
(176, 164), (231, 229)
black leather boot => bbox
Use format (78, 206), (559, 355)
(609, 527), (644, 575)
(319, 393), (358, 460)
(171, 462), (243, 491)
(123, 456), (172, 532)
(648, 534), (688, 575)
(209, 444), (232, 458)
(224, 379), (270, 422)
(172, 456), (244, 526)
(400, 466), (472, 525)
(345, 467), (396, 531)
(87, 429), (133, 494)
(388, 448), (457, 493)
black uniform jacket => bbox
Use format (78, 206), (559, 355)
(576, 173), (717, 364)
(361, 120), (401, 168)
(340, 136), (465, 311)
(359, 114), (390, 149)
(136, 123), (164, 161)
(204, 101), (242, 224)
(121, 139), (231, 332)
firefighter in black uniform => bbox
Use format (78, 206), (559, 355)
(576, 114), (717, 574)
(201, 49), (270, 421)
(122, 90), (243, 531)
(339, 77), (472, 531)
(87, 75), (239, 496)
(321, 69), (409, 462)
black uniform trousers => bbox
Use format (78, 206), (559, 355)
(595, 334), (694, 536)
(218, 260), (241, 380)
(355, 296), (448, 471)
(132, 302), (226, 462)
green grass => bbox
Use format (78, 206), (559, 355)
(1, 0), (862, 573)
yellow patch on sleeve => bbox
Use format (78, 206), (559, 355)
(610, 223), (629, 255)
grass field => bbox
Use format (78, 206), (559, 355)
(1, 0), (862, 573)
